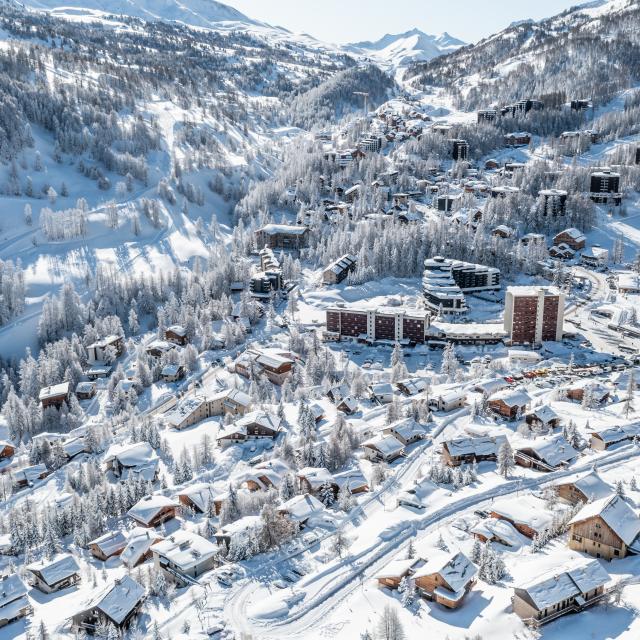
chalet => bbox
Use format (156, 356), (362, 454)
(429, 389), (466, 412)
(375, 557), (422, 589)
(568, 494), (640, 560)
(553, 228), (586, 251)
(128, 495), (177, 528)
(413, 551), (477, 609)
(473, 377), (509, 396)
(238, 459), (290, 492)
(520, 233), (546, 247)
(86, 335), (124, 364)
(553, 470), (612, 505)
(215, 515), (263, 549)
(470, 518), (521, 547)
(177, 483), (216, 514)
(254, 351), (295, 385)
(344, 184), (362, 203)
(327, 383), (350, 403)
(488, 388), (531, 419)
(565, 381), (610, 404)
(27, 555), (80, 594)
(0, 441), (15, 460)
(549, 243), (575, 260)
(322, 254), (357, 285)
(492, 224), (514, 239)
(515, 436), (578, 472)
(362, 434), (405, 463)
(590, 424), (640, 451)
(512, 560), (609, 626)
(0, 574), (31, 628)
(277, 493), (325, 526)
(383, 418), (427, 446)
(485, 159), (499, 170)
(71, 576), (145, 633)
(165, 325), (188, 345)
(38, 381), (70, 409)
(86, 364), (112, 380)
(504, 132), (531, 147)
(297, 467), (337, 496)
(145, 340), (175, 360)
(12, 464), (49, 489)
(441, 435), (506, 467)
(255, 224), (309, 250)
(152, 531), (219, 585)
(581, 246), (609, 268)
(490, 496), (553, 538)
(396, 378), (429, 397)
(525, 405), (561, 430)
(88, 531), (127, 561)
(166, 389), (252, 430)
(104, 442), (159, 482)
(75, 381), (96, 400)
(334, 470), (369, 495)
(216, 411), (281, 447)
(120, 528), (163, 568)
(336, 395), (358, 414)
(160, 364), (185, 383)
(369, 382), (394, 404)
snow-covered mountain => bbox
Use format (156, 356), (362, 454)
(15, 0), (262, 29)
(347, 29), (465, 68)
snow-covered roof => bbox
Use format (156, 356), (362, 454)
(153, 530), (218, 570)
(554, 470), (612, 501)
(89, 530), (127, 556)
(518, 560), (609, 611)
(569, 495), (640, 546)
(375, 557), (421, 580)
(491, 495), (553, 532)
(370, 382), (394, 396)
(413, 550), (477, 593)
(0, 574), (28, 609)
(258, 223), (308, 236)
(386, 418), (427, 441)
(104, 442), (156, 468)
(38, 381), (70, 400)
(508, 349), (542, 362)
(396, 377), (429, 395)
(165, 396), (206, 427)
(555, 227), (586, 242)
(362, 434), (405, 457)
(590, 424), (640, 444)
(473, 377), (509, 395)
(298, 467), (335, 489)
(28, 554), (80, 586)
(88, 576), (145, 625)
(489, 387), (531, 407)
(526, 404), (559, 423)
(443, 434), (506, 458)
(127, 495), (177, 526)
(518, 436), (577, 467)
(166, 324), (187, 336)
(218, 515), (263, 537)
(278, 494), (325, 521)
(236, 411), (281, 431)
(120, 528), (163, 568)
(161, 364), (182, 377)
(255, 352), (294, 370)
(470, 518), (521, 547)
(75, 381), (96, 393)
(506, 285), (561, 297)
(177, 483), (215, 512)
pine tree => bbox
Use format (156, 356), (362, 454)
(497, 441), (515, 478)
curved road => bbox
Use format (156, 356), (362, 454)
(224, 444), (640, 638)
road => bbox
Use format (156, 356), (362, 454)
(223, 444), (639, 639)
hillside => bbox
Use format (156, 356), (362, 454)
(408, 0), (640, 109)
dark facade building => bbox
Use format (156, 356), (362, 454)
(452, 139), (469, 161)
(590, 169), (622, 205)
(326, 307), (430, 343)
(539, 189), (568, 216)
(255, 224), (309, 249)
(504, 286), (564, 345)
(477, 109), (497, 123)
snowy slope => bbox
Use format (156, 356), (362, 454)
(15, 0), (263, 28)
(347, 29), (465, 68)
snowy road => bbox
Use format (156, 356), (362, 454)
(224, 444), (640, 638)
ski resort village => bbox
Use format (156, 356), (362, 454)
(0, 0), (640, 638)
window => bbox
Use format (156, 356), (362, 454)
(614, 549), (620, 556)
(572, 534), (582, 542)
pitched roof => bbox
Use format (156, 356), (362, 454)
(555, 470), (612, 501)
(127, 495), (177, 526)
(0, 574), (28, 609)
(443, 435), (506, 458)
(27, 554), (80, 587)
(569, 495), (640, 546)
(375, 557), (421, 580)
(362, 434), (405, 457)
(278, 494), (325, 521)
(152, 530), (218, 570)
(518, 560), (609, 611)
(91, 576), (145, 625)
(414, 550), (477, 593)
